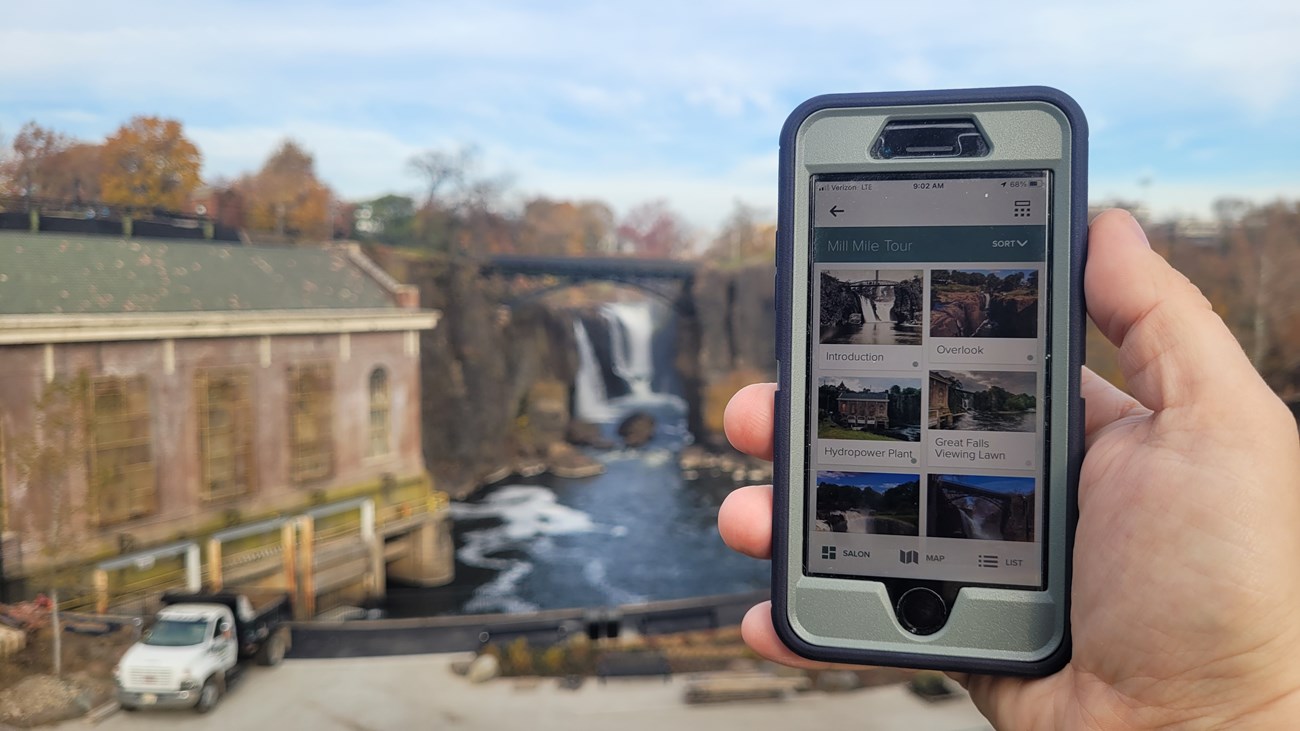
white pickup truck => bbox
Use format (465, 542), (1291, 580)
(114, 591), (292, 713)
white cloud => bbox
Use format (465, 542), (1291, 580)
(187, 123), (431, 196)
(2, 0), (1299, 229)
(1092, 174), (1300, 221)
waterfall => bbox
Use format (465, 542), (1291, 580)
(859, 294), (884, 323)
(953, 496), (1002, 540)
(571, 300), (686, 425)
(573, 320), (615, 422)
(603, 302), (655, 398)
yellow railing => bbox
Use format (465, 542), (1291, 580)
(429, 490), (449, 513)
(94, 566), (191, 611)
(378, 491), (447, 527)
(58, 490), (453, 614)
(222, 543), (283, 569)
(313, 521), (359, 545)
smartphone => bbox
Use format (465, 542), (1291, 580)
(772, 87), (1086, 675)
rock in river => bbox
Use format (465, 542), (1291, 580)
(618, 411), (657, 448)
(566, 419), (614, 449)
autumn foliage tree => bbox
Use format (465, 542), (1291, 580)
(100, 116), (202, 211)
(707, 201), (775, 264)
(238, 140), (335, 241)
(616, 199), (691, 258)
(518, 198), (614, 256)
(2, 122), (70, 198)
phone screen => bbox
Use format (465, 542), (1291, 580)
(805, 170), (1050, 589)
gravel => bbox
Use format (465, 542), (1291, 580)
(0, 675), (94, 728)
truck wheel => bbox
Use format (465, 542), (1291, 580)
(256, 630), (286, 666)
(195, 677), (221, 714)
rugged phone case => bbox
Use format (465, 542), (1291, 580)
(773, 86), (1086, 676)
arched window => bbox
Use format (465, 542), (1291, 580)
(368, 368), (391, 458)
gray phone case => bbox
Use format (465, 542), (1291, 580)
(773, 87), (1086, 675)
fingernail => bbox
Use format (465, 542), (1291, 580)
(1124, 211), (1151, 249)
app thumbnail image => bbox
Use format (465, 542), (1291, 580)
(814, 471), (919, 536)
(930, 268), (1039, 339)
(927, 473), (1035, 542)
(929, 370), (1036, 433)
(817, 376), (921, 442)
(820, 269), (923, 346)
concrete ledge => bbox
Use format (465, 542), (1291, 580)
(288, 591), (768, 659)
(0, 309), (439, 345)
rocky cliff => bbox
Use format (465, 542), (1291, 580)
(819, 271), (860, 334)
(678, 263), (778, 445)
(406, 257), (595, 498)
(375, 249), (779, 494)
(931, 290), (1036, 338)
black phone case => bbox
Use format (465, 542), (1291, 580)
(773, 86), (1087, 676)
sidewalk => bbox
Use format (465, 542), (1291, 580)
(81, 654), (993, 730)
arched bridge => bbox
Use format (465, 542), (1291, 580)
(482, 255), (697, 309)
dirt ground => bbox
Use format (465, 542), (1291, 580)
(0, 624), (135, 727)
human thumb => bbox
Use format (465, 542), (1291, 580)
(1083, 209), (1269, 413)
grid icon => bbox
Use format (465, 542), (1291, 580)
(821, 545), (837, 560)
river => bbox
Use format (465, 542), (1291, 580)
(946, 409), (1036, 432)
(385, 300), (770, 617)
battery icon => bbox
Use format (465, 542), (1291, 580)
(1029, 181), (1040, 187)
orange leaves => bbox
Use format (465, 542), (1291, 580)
(518, 198), (614, 256)
(237, 140), (335, 241)
(99, 116), (202, 211)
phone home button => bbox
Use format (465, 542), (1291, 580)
(896, 587), (948, 636)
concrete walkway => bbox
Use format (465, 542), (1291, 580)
(80, 655), (993, 730)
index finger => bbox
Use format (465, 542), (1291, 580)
(724, 383), (777, 462)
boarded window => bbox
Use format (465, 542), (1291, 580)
(289, 363), (333, 483)
(89, 376), (156, 525)
(197, 368), (254, 501)
(368, 368), (390, 458)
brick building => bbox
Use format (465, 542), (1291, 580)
(0, 232), (449, 615)
(836, 390), (889, 429)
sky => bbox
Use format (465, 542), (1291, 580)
(939, 269), (1036, 280)
(933, 474), (1034, 496)
(936, 370), (1037, 395)
(826, 269), (923, 284)
(818, 471), (917, 493)
(820, 376), (920, 393)
(3, 1), (1300, 234)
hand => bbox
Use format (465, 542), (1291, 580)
(717, 210), (1300, 729)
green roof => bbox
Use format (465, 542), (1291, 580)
(0, 232), (399, 315)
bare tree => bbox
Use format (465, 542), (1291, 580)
(408, 148), (467, 209)
(708, 201), (775, 263)
(404, 144), (514, 253)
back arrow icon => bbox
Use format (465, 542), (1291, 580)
(829, 206), (844, 217)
